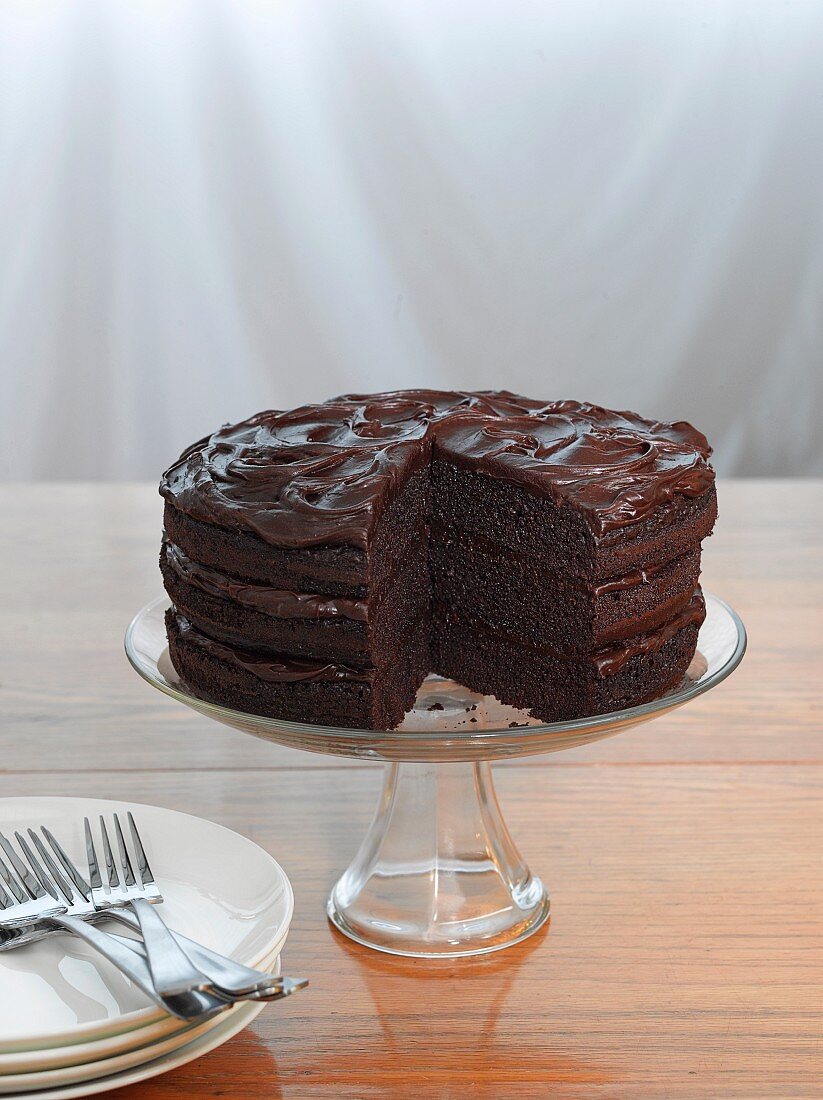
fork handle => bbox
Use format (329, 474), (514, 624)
(110, 933), (308, 1002)
(127, 897), (212, 998)
(105, 908), (281, 996)
(46, 914), (226, 1021)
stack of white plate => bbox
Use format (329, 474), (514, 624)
(0, 796), (294, 1098)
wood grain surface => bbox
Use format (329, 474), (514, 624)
(0, 480), (820, 1098)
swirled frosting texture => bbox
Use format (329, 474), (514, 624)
(161, 391), (714, 548)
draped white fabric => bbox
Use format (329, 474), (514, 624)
(1, 0), (821, 479)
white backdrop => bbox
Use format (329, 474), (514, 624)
(1, 0), (821, 480)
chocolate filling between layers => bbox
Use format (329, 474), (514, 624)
(432, 590), (706, 678)
(170, 612), (374, 683)
(163, 540), (369, 622)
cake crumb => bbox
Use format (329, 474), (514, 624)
(428, 702), (444, 711)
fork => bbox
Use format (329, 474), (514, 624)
(0, 831), (227, 1021)
(83, 814), (212, 1000)
(40, 822), (298, 999)
(21, 829), (307, 1004)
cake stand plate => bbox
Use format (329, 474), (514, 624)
(126, 593), (745, 958)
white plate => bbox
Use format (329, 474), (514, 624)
(0, 948), (280, 1092)
(0, 797), (293, 1053)
(0, 946), (282, 1078)
(2, 999), (266, 1099)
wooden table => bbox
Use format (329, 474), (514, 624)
(0, 480), (820, 1098)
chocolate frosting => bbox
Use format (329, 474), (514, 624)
(161, 390), (714, 549)
(593, 589), (706, 675)
(591, 557), (676, 597)
(163, 540), (369, 622)
(173, 613), (374, 683)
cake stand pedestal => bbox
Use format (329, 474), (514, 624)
(126, 592), (745, 958)
(328, 760), (549, 956)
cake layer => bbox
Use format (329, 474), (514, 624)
(430, 457), (717, 580)
(431, 406), (713, 537)
(161, 539), (431, 665)
(160, 399), (435, 551)
(430, 593), (706, 723)
(166, 610), (429, 729)
(163, 466), (431, 598)
(429, 526), (702, 653)
(434, 589), (705, 672)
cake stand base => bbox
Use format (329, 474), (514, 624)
(326, 761), (550, 957)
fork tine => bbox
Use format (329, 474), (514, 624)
(127, 812), (155, 886)
(0, 850), (30, 904)
(28, 831), (77, 905)
(0, 869), (14, 909)
(113, 815), (136, 887)
(0, 832), (45, 899)
(0, 850), (26, 904)
(15, 832), (60, 902)
(99, 817), (120, 889)
(84, 818), (102, 891)
(41, 827), (92, 900)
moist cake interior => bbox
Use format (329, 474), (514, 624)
(160, 390), (716, 729)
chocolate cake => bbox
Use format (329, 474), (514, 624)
(160, 391), (716, 728)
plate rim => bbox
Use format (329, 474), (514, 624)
(0, 998), (265, 1100)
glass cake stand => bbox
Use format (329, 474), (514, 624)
(125, 593), (746, 959)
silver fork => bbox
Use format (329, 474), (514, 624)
(0, 831), (226, 1021)
(40, 823), (302, 999)
(6, 830), (306, 1005)
(84, 814), (212, 999)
